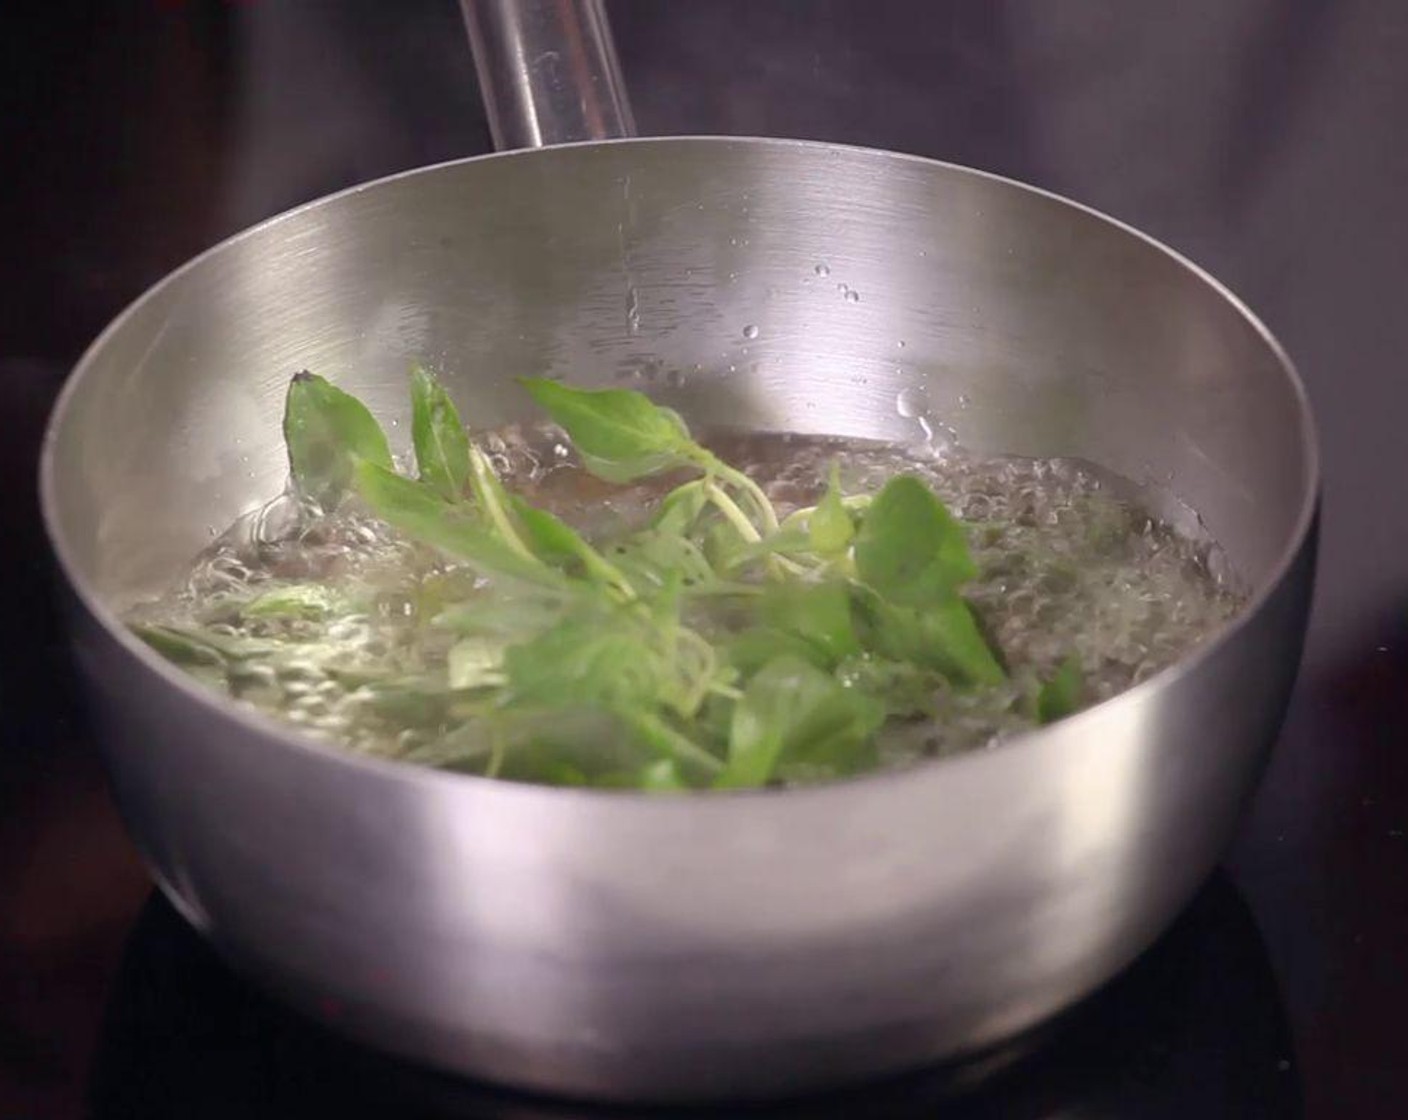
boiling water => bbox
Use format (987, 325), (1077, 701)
(126, 430), (1244, 776)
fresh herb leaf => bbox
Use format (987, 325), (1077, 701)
(609, 529), (716, 595)
(131, 623), (228, 667)
(854, 475), (978, 605)
(145, 367), (1109, 793)
(619, 710), (723, 778)
(509, 496), (635, 597)
(1036, 656), (1084, 724)
(283, 371), (393, 509)
(242, 584), (340, 620)
(432, 595), (567, 638)
(717, 655), (884, 789)
(410, 365), (472, 501)
(856, 590), (1005, 687)
(721, 527), (813, 572)
(519, 378), (700, 482)
(809, 463), (855, 555)
(836, 656), (946, 718)
(447, 637), (507, 690)
(724, 628), (833, 676)
(464, 445), (539, 563)
(651, 479), (710, 535)
(352, 459), (563, 589)
(757, 581), (862, 666)
(131, 623), (282, 665)
(501, 610), (666, 711)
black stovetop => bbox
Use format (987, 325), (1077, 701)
(4, 3), (1408, 1117)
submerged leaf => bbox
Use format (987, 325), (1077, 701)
(717, 655), (884, 789)
(757, 581), (862, 666)
(242, 583), (340, 620)
(447, 637), (507, 690)
(856, 589), (1005, 687)
(1036, 656), (1085, 724)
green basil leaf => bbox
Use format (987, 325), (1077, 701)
(507, 495), (634, 598)
(835, 655), (946, 718)
(519, 378), (700, 482)
(241, 583), (340, 620)
(508, 497), (590, 568)
(608, 529), (716, 595)
(1036, 655), (1084, 724)
(809, 463), (855, 555)
(432, 595), (568, 638)
(651, 479), (710, 536)
(131, 623), (228, 668)
(410, 365), (472, 501)
(132, 622), (282, 665)
(717, 655), (885, 789)
(447, 637), (507, 690)
(854, 475), (978, 605)
(757, 581), (862, 666)
(618, 710), (724, 778)
(722, 527), (813, 572)
(855, 588), (1005, 687)
(724, 628), (833, 676)
(352, 459), (564, 589)
(282, 371), (393, 509)
(474, 708), (653, 784)
(502, 611), (666, 710)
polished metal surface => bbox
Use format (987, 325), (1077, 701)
(462, 0), (635, 149)
(39, 135), (1319, 1101)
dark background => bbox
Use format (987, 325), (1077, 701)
(2, 1), (1406, 1116)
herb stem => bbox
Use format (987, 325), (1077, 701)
(468, 448), (541, 568)
(621, 710), (724, 775)
(715, 461), (780, 533)
(704, 480), (762, 544)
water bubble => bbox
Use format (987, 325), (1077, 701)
(742, 324), (760, 340)
(845, 289), (861, 304)
(814, 263), (831, 277)
(664, 369), (685, 388)
(837, 282), (849, 295)
(957, 393), (971, 409)
(897, 339), (906, 349)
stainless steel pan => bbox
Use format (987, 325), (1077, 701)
(38, 0), (1318, 1103)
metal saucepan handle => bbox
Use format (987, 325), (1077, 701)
(460, 0), (636, 150)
